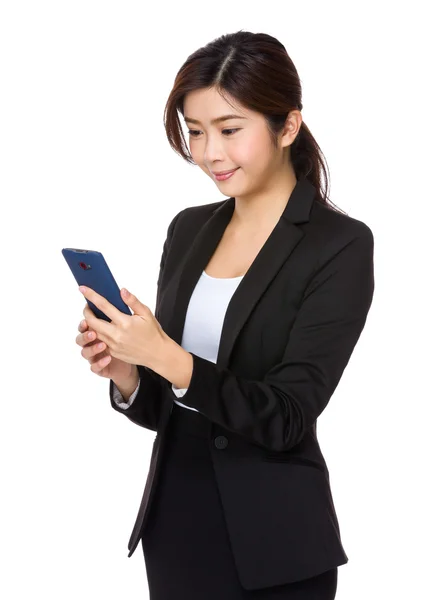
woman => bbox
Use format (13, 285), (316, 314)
(77, 30), (374, 599)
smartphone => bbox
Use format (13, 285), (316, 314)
(62, 248), (132, 322)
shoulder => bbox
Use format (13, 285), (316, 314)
(171, 195), (374, 249)
(308, 198), (374, 256)
(169, 198), (228, 233)
(179, 198), (227, 219)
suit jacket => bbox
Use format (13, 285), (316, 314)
(109, 177), (375, 590)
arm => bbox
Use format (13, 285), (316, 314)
(155, 228), (375, 451)
(108, 209), (183, 430)
(112, 367), (141, 408)
(109, 365), (163, 431)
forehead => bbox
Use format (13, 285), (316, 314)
(183, 88), (257, 124)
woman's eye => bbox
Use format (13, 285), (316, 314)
(187, 128), (240, 137)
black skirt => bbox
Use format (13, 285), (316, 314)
(141, 402), (338, 600)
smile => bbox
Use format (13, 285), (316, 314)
(213, 168), (240, 181)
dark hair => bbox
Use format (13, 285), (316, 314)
(163, 30), (345, 214)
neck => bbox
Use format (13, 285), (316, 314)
(230, 169), (297, 233)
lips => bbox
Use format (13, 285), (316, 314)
(212, 168), (239, 175)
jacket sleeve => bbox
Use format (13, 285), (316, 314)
(112, 377), (141, 408)
(109, 209), (183, 430)
(167, 228), (375, 451)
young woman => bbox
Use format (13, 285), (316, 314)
(77, 30), (374, 599)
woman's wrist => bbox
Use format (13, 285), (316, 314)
(112, 365), (140, 402)
(150, 336), (194, 389)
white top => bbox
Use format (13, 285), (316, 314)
(112, 270), (245, 412)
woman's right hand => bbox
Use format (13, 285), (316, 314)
(76, 318), (136, 382)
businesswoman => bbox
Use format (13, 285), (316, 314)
(76, 31), (374, 599)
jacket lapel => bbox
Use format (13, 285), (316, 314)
(163, 178), (316, 372)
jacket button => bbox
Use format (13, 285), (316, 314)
(214, 435), (228, 449)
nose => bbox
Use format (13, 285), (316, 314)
(203, 133), (226, 165)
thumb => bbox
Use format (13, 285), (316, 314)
(121, 288), (147, 316)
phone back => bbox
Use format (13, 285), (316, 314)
(62, 248), (132, 322)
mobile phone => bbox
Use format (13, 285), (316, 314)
(62, 248), (132, 322)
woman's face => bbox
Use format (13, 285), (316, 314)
(183, 87), (291, 197)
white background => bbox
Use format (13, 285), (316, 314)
(1, 1), (434, 598)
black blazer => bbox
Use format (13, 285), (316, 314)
(109, 178), (375, 590)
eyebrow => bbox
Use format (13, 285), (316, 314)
(184, 114), (247, 125)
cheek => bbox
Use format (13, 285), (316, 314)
(227, 144), (258, 171)
(189, 145), (211, 169)
(188, 140), (197, 159)
(235, 134), (270, 168)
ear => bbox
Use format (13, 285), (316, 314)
(280, 109), (303, 149)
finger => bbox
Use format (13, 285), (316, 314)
(83, 304), (97, 324)
(76, 329), (97, 347)
(90, 354), (111, 373)
(78, 319), (88, 332)
(81, 340), (107, 360)
(79, 287), (123, 326)
(82, 304), (112, 345)
(79, 324), (88, 333)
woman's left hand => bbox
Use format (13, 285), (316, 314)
(79, 286), (168, 370)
